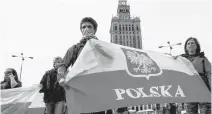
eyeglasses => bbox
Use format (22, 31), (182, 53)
(82, 25), (93, 29)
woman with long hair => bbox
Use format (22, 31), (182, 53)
(1, 68), (22, 89)
(180, 37), (211, 114)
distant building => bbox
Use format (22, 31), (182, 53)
(110, 0), (142, 49)
(110, 0), (156, 112)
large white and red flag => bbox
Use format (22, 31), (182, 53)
(64, 39), (211, 114)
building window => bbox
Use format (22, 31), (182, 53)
(133, 36), (136, 47)
(137, 36), (140, 49)
(122, 24), (125, 31)
(119, 9), (123, 13)
(126, 25), (128, 31)
(132, 25), (134, 31)
(137, 26), (139, 31)
(119, 25), (121, 31)
(129, 25), (131, 31)
(114, 24), (117, 30)
(148, 104), (152, 109)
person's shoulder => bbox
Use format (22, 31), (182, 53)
(1, 81), (5, 84)
(66, 44), (78, 53)
(199, 52), (210, 62)
(180, 54), (188, 58)
(45, 69), (55, 75)
(199, 52), (205, 58)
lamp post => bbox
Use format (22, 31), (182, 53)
(12, 53), (33, 81)
(158, 41), (182, 56)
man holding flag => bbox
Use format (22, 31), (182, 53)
(57, 17), (106, 114)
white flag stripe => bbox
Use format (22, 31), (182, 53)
(1, 85), (41, 105)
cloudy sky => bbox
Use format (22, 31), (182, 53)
(0, 0), (211, 86)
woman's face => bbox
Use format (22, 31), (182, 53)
(186, 39), (197, 54)
(4, 69), (13, 81)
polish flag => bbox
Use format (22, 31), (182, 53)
(64, 39), (211, 114)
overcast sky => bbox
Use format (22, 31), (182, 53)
(0, 0), (211, 86)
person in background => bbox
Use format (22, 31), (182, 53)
(176, 37), (211, 114)
(39, 57), (66, 114)
(1, 68), (22, 89)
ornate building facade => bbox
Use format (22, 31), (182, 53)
(110, 0), (142, 49)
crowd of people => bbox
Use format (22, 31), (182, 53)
(1, 17), (211, 114)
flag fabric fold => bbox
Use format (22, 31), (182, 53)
(1, 85), (41, 114)
(65, 39), (211, 114)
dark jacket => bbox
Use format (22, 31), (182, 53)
(39, 69), (66, 103)
(57, 37), (98, 79)
(181, 52), (211, 91)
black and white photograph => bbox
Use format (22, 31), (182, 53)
(1, 0), (211, 114)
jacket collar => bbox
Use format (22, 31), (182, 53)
(181, 52), (205, 58)
(79, 36), (98, 46)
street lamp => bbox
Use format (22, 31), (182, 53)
(12, 53), (33, 81)
(158, 41), (182, 55)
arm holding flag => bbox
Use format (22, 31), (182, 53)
(57, 45), (75, 87)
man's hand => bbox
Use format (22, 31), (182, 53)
(82, 28), (94, 38)
(59, 78), (70, 90)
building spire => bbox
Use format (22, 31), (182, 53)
(110, 0), (142, 49)
(117, 0), (130, 19)
(118, 0), (127, 5)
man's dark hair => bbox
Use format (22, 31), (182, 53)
(80, 17), (98, 33)
(184, 37), (201, 55)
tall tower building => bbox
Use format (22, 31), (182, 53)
(110, 0), (142, 49)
